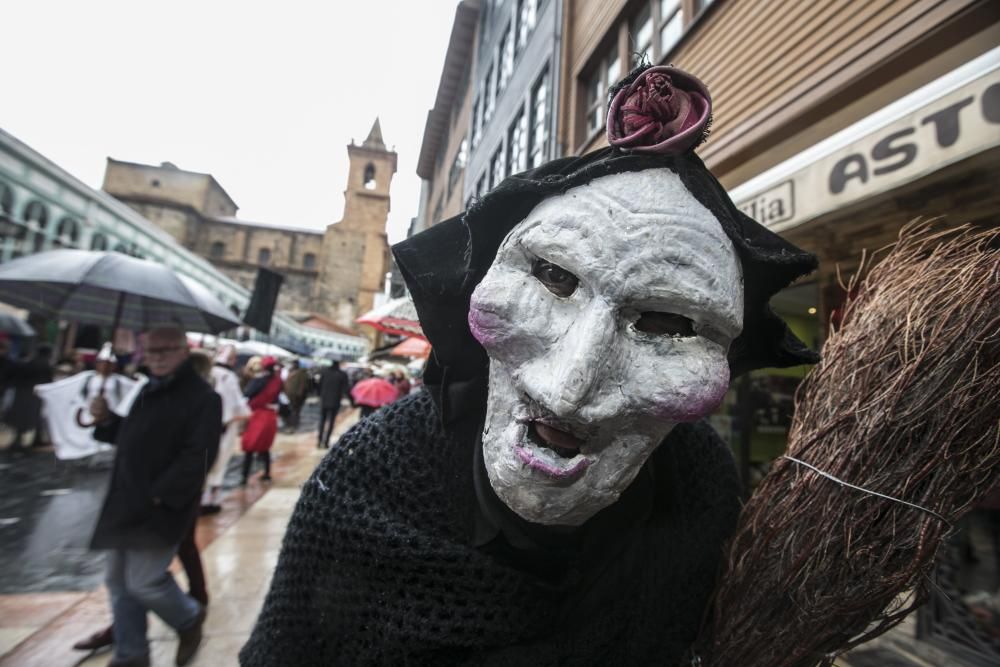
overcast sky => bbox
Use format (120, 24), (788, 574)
(2, 0), (459, 244)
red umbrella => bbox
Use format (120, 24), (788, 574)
(350, 377), (399, 408)
(356, 296), (425, 339)
(390, 337), (431, 358)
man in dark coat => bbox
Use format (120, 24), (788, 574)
(87, 326), (222, 667)
(317, 360), (349, 448)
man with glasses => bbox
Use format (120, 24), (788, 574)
(83, 326), (222, 667)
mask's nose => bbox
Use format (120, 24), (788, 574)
(518, 301), (617, 421)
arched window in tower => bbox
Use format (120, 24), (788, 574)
(258, 247), (271, 266)
(303, 252), (317, 270)
(363, 163), (377, 190)
(210, 241), (226, 259)
(90, 233), (109, 251)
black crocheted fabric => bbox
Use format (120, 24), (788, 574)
(240, 391), (741, 666)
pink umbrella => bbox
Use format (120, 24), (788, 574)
(350, 377), (399, 408)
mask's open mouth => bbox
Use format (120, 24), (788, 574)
(514, 420), (592, 481)
(528, 421), (583, 458)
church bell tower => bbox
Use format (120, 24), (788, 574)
(318, 119), (398, 336)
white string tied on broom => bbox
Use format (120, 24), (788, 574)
(781, 455), (952, 527)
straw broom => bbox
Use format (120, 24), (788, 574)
(694, 222), (1000, 667)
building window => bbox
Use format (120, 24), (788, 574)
(303, 252), (316, 270)
(630, 3), (655, 65)
(22, 201), (49, 252)
(516, 0), (538, 52)
(90, 233), (109, 251)
(489, 145), (505, 189)
(507, 107), (528, 176)
(210, 241), (225, 259)
(483, 65), (496, 124)
(498, 24), (514, 95)
(476, 173), (487, 199)
(363, 163), (376, 190)
(0, 181), (14, 226)
(448, 138), (468, 198)
(471, 97), (482, 148)
(585, 44), (620, 137)
(528, 69), (550, 169)
(659, 0), (683, 56)
(55, 217), (80, 247)
(258, 248), (271, 266)
(432, 196), (444, 225)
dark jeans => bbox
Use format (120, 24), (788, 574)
(318, 405), (341, 447)
(176, 519), (207, 606)
(241, 451), (271, 481)
(105, 545), (201, 660)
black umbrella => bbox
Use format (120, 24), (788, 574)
(0, 249), (242, 333)
(0, 311), (35, 337)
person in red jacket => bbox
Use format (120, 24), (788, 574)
(240, 356), (282, 484)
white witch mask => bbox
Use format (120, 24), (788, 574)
(468, 169), (745, 526)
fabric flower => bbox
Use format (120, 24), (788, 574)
(607, 66), (712, 155)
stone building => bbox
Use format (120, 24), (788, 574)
(102, 119), (397, 333)
(0, 128), (367, 359)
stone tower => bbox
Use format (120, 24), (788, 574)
(317, 119), (398, 334)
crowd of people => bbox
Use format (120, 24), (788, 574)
(0, 327), (420, 665)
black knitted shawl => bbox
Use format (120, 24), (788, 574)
(240, 391), (741, 666)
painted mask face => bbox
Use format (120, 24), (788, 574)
(468, 169), (744, 525)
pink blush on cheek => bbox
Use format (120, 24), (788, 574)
(467, 306), (509, 349)
(654, 366), (731, 423)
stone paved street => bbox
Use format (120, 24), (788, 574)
(0, 400), (358, 666)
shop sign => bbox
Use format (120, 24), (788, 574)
(731, 49), (1000, 233)
(737, 180), (794, 227)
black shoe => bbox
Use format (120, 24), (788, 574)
(73, 626), (114, 651)
(199, 504), (222, 516)
(261, 474), (272, 482)
(175, 608), (206, 666)
(109, 655), (151, 667)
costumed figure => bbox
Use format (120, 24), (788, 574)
(201, 345), (251, 512)
(240, 355), (282, 484)
(35, 343), (137, 460)
(241, 64), (999, 666)
(240, 64), (816, 665)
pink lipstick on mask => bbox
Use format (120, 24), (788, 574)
(515, 421), (591, 480)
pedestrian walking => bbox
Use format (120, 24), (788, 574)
(240, 356), (282, 484)
(316, 360), (350, 449)
(83, 326), (221, 667)
(201, 345), (251, 513)
(0, 340), (53, 454)
(282, 360), (309, 431)
(35, 343), (139, 460)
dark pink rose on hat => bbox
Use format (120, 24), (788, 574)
(607, 66), (712, 155)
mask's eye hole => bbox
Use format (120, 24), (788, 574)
(532, 259), (578, 297)
(635, 312), (695, 337)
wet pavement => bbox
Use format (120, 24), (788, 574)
(0, 399), (358, 665)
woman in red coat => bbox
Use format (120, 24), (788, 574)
(241, 356), (283, 484)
